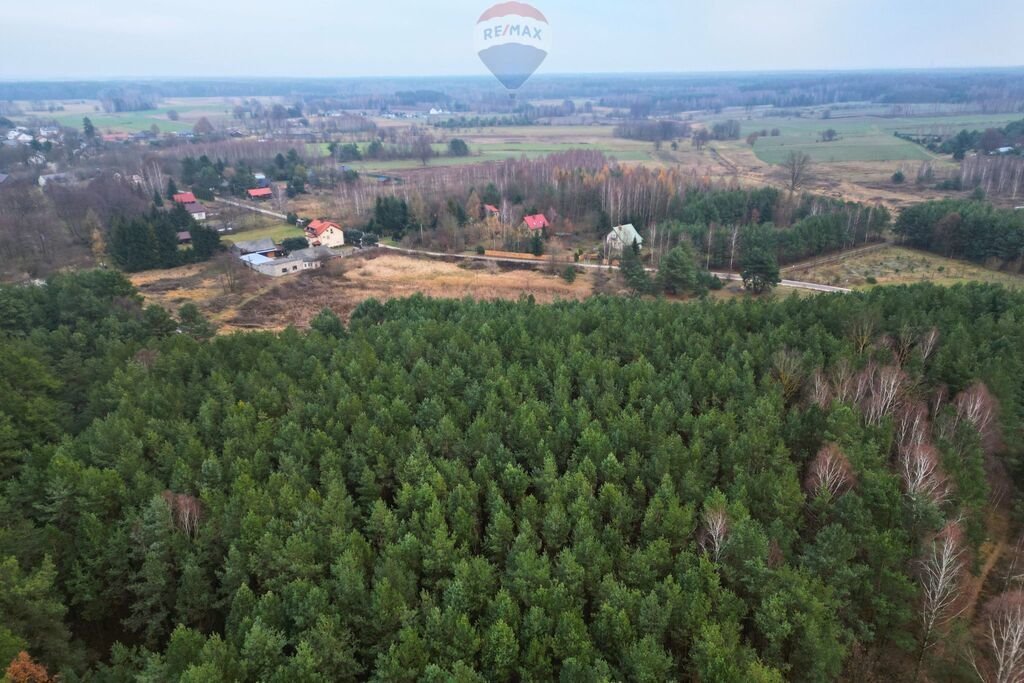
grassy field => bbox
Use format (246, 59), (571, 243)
(700, 111), (1024, 165)
(325, 125), (655, 172)
(224, 222), (306, 244)
(787, 245), (1024, 290)
(17, 97), (245, 134)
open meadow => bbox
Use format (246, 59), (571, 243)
(129, 250), (812, 333)
(13, 97), (261, 134)
(787, 244), (1024, 290)
(713, 111), (1024, 165)
(331, 124), (656, 172)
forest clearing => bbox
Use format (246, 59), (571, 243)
(787, 245), (1024, 290)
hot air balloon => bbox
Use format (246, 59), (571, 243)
(474, 2), (552, 90)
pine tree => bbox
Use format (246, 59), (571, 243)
(620, 240), (651, 294)
(658, 243), (699, 295)
(741, 247), (781, 294)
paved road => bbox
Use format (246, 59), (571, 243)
(378, 245), (852, 294)
(214, 196), (288, 221)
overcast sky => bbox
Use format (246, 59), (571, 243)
(1, 0), (1023, 80)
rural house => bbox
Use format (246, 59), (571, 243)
(183, 203), (207, 221)
(231, 238), (279, 257)
(247, 187), (273, 200)
(306, 219), (346, 248)
(484, 204), (500, 216)
(522, 214), (550, 232)
(172, 192), (197, 204)
(605, 224), (644, 256)
(177, 231), (192, 245)
(241, 247), (332, 277)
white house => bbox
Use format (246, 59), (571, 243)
(605, 224), (644, 257)
(306, 219), (346, 248)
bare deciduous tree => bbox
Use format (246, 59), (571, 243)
(895, 401), (931, 454)
(953, 382), (1000, 452)
(772, 348), (804, 404)
(900, 443), (950, 506)
(864, 365), (909, 426)
(805, 443), (855, 498)
(809, 369), (833, 409)
(161, 491), (203, 536)
(830, 359), (856, 404)
(915, 521), (969, 680)
(699, 504), (730, 563)
(919, 327), (941, 362)
(783, 151), (813, 194)
(971, 592), (1024, 683)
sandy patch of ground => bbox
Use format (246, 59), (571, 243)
(132, 253), (599, 333)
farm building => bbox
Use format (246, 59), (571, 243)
(172, 192), (197, 204)
(177, 231), (192, 245)
(306, 219), (346, 248)
(182, 203), (207, 221)
(253, 173), (269, 188)
(241, 247), (332, 277)
(231, 238), (279, 257)
(247, 187), (273, 200)
(605, 224), (644, 256)
(522, 214), (550, 231)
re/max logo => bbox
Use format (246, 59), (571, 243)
(483, 24), (543, 41)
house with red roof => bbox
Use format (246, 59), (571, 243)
(247, 187), (273, 200)
(172, 192), (197, 204)
(484, 204), (500, 216)
(305, 219), (345, 248)
(522, 214), (550, 232)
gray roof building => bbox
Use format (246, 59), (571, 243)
(231, 238), (278, 256)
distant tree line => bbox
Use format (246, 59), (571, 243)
(895, 198), (1024, 264)
(434, 115), (538, 129)
(710, 120), (742, 141)
(613, 120), (691, 142)
(897, 118), (1024, 159)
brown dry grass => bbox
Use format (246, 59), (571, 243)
(708, 143), (962, 210)
(787, 245), (1024, 290)
(132, 253), (598, 333)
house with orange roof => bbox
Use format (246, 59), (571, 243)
(522, 214), (549, 232)
(305, 219), (346, 248)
